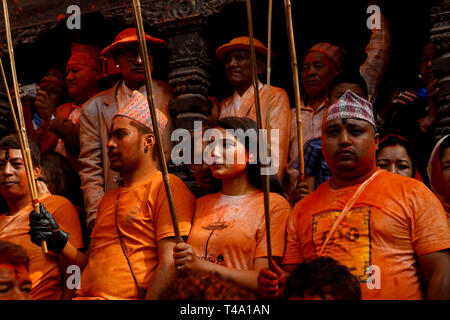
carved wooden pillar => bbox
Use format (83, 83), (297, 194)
(0, 84), (13, 138)
(159, 16), (212, 130)
(430, 0), (450, 139)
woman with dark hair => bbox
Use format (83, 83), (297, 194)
(40, 151), (89, 248)
(376, 134), (420, 179)
(172, 117), (290, 292)
(427, 135), (450, 222)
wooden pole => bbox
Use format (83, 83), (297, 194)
(130, 0), (182, 243)
(245, 0), (273, 270)
(1, 0), (48, 253)
(284, 0), (304, 182)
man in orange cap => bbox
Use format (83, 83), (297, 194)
(212, 36), (291, 180)
(79, 28), (174, 232)
(33, 43), (104, 171)
(31, 91), (195, 300)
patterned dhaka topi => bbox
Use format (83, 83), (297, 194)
(113, 90), (167, 135)
(323, 89), (375, 128)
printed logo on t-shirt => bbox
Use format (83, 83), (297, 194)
(201, 221), (228, 266)
(312, 206), (372, 283)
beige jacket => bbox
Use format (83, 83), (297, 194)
(79, 80), (174, 225)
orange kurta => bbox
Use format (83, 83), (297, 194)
(219, 83), (291, 180)
(283, 170), (450, 300)
(0, 195), (84, 300)
(75, 172), (195, 300)
(188, 191), (290, 270)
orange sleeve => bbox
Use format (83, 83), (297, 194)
(408, 184), (450, 256)
(51, 197), (84, 250)
(255, 194), (290, 259)
(154, 175), (195, 241)
(282, 204), (304, 265)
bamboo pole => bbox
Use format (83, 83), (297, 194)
(284, 0), (304, 182)
(1, 0), (47, 253)
(130, 0), (182, 242)
(246, 0), (273, 270)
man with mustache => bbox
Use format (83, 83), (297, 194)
(79, 28), (174, 232)
(211, 36), (291, 180)
(0, 135), (84, 299)
(258, 90), (450, 299)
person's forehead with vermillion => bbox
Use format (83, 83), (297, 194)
(377, 144), (414, 178)
(0, 263), (32, 300)
(0, 149), (30, 198)
(66, 43), (102, 102)
(302, 43), (344, 98)
(322, 90), (379, 181)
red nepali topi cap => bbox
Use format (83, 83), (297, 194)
(304, 42), (346, 73)
(215, 36), (274, 62)
(67, 42), (102, 72)
(323, 90), (375, 128)
(114, 90), (168, 135)
(101, 28), (166, 58)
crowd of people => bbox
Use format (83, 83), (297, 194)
(0, 10), (449, 301)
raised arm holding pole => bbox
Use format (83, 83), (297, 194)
(1, 0), (48, 253)
(130, 0), (182, 243)
(245, 0), (273, 270)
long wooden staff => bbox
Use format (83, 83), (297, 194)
(246, 0), (273, 270)
(130, 0), (181, 243)
(1, 0), (48, 253)
(284, 0), (304, 182)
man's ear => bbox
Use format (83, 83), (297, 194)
(374, 132), (380, 151)
(33, 166), (41, 179)
(256, 57), (266, 75)
(144, 133), (156, 153)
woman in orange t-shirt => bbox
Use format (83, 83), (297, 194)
(173, 117), (291, 292)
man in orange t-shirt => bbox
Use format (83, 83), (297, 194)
(259, 90), (450, 300)
(0, 135), (84, 300)
(33, 90), (195, 299)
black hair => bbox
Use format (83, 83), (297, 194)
(40, 151), (84, 209)
(377, 134), (418, 177)
(128, 119), (159, 160)
(215, 117), (285, 198)
(438, 135), (450, 162)
(0, 134), (40, 167)
(0, 240), (30, 271)
(328, 71), (368, 100)
(285, 256), (361, 300)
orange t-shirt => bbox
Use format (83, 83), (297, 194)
(75, 172), (195, 300)
(283, 170), (450, 300)
(188, 191), (290, 270)
(0, 195), (84, 300)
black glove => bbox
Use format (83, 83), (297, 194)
(28, 203), (69, 253)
